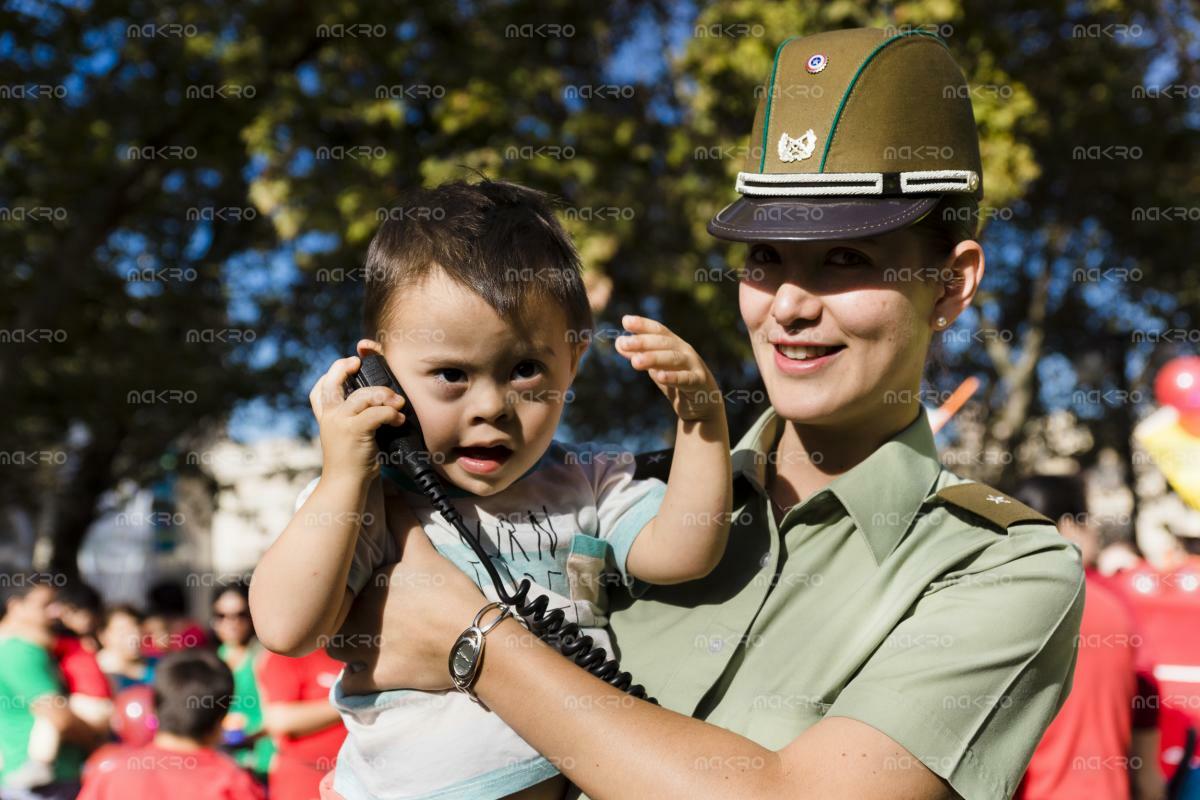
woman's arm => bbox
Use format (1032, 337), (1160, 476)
(328, 531), (952, 800)
(473, 616), (953, 800)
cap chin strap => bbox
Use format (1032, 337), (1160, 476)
(736, 169), (979, 197)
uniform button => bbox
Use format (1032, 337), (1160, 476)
(759, 552), (771, 569)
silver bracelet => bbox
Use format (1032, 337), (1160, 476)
(448, 601), (512, 704)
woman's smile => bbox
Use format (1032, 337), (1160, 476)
(772, 342), (846, 375)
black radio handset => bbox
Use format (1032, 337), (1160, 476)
(343, 354), (654, 702)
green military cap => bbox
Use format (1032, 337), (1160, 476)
(708, 27), (983, 242)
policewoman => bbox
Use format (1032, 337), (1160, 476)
(328, 28), (1085, 800)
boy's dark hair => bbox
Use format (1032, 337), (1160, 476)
(147, 579), (188, 618)
(0, 566), (53, 621)
(1012, 474), (1088, 524)
(56, 580), (103, 615)
(363, 179), (593, 343)
(153, 650), (234, 740)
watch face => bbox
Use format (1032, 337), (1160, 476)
(451, 630), (483, 682)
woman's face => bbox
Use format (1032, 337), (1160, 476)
(739, 230), (946, 433)
(101, 611), (143, 659)
(211, 590), (254, 647)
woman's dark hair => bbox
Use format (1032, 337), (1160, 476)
(363, 179), (592, 343)
(1012, 474), (1088, 524)
(103, 603), (144, 627)
(908, 194), (980, 260)
(153, 650), (234, 740)
(210, 578), (250, 608)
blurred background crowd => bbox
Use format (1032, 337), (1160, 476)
(1, 573), (345, 799)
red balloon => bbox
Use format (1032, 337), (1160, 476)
(1155, 357), (1200, 413)
(110, 684), (157, 746)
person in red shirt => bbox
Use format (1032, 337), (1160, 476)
(78, 649), (263, 800)
(49, 582), (114, 741)
(257, 648), (346, 800)
(1013, 475), (1165, 800)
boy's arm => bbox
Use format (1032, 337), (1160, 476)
(251, 355), (408, 657)
(250, 474), (368, 657)
(626, 415), (732, 583)
(615, 315), (733, 585)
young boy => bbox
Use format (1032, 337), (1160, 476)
(250, 179), (733, 800)
(78, 650), (265, 800)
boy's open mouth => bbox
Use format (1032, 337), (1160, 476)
(453, 444), (513, 476)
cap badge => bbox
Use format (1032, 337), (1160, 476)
(805, 54), (828, 74)
(778, 129), (817, 163)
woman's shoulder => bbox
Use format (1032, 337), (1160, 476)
(913, 470), (1084, 592)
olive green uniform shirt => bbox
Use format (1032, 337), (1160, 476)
(589, 406), (1085, 800)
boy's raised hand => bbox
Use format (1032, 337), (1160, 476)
(615, 315), (723, 423)
(310, 355), (407, 483)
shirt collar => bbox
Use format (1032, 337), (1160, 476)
(732, 405), (944, 564)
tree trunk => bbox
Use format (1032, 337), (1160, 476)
(43, 424), (124, 581)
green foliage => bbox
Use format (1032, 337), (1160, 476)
(0, 0), (1195, 568)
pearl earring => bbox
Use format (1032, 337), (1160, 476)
(935, 316), (949, 329)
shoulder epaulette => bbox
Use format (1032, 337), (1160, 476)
(934, 482), (1054, 531)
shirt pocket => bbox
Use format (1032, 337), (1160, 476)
(566, 532), (610, 611)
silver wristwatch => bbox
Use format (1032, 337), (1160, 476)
(449, 601), (512, 704)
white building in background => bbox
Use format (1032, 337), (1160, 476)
(77, 436), (321, 612)
(200, 436), (322, 575)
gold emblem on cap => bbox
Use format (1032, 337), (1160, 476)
(778, 130), (817, 163)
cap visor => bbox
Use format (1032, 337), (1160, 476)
(707, 195), (940, 243)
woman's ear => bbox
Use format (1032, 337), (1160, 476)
(931, 239), (985, 330)
(356, 338), (385, 358)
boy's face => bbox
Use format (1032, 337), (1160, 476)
(368, 266), (586, 496)
(7, 585), (55, 632)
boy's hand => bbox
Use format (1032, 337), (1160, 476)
(615, 315), (723, 422)
(309, 356), (407, 483)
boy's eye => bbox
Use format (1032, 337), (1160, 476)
(826, 247), (870, 267)
(434, 367), (467, 384)
(512, 360), (544, 381)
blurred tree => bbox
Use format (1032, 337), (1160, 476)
(0, 0), (1195, 574)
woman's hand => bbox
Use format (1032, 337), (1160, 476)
(615, 315), (723, 422)
(326, 525), (485, 695)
